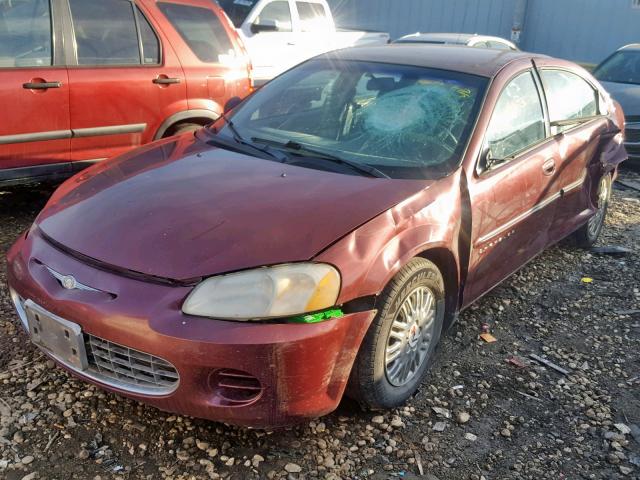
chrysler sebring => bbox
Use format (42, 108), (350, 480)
(7, 45), (627, 427)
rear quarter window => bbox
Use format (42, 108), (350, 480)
(158, 2), (234, 63)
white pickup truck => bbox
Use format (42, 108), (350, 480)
(218, 0), (390, 84)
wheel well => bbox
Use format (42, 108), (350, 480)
(417, 248), (460, 329)
(162, 117), (215, 138)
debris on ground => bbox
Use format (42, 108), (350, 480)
(590, 245), (632, 255)
(0, 170), (638, 479)
(529, 353), (571, 375)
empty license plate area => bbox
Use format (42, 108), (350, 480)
(24, 300), (88, 370)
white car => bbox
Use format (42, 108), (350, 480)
(393, 32), (518, 51)
(218, 0), (389, 84)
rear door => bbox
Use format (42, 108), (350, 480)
(65, 0), (186, 163)
(464, 70), (561, 304)
(0, 0), (70, 178)
(536, 66), (611, 241)
(155, 1), (250, 116)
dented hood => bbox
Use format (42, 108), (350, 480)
(36, 134), (430, 281)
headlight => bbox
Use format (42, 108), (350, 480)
(182, 263), (341, 320)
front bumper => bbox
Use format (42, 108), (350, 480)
(6, 230), (375, 428)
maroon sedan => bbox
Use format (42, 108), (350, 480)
(6, 45), (627, 428)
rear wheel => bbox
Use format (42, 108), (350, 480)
(573, 172), (612, 247)
(347, 258), (445, 409)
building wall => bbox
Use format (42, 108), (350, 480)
(523, 0), (640, 63)
(327, 0), (640, 64)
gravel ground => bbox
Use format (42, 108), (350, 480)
(0, 170), (639, 480)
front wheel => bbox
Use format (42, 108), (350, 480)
(573, 172), (612, 247)
(347, 257), (445, 409)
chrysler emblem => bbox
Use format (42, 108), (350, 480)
(45, 266), (101, 293)
(61, 275), (77, 290)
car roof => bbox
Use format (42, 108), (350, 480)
(396, 33), (477, 44)
(319, 44), (545, 78)
(395, 32), (513, 46)
(619, 44), (640, 51)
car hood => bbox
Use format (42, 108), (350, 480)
(600, 81), (640, 117)
(37, 134), (431, 281)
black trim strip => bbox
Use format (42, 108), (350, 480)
(38, 228), (200, 287)
(0, 159), (106, 187)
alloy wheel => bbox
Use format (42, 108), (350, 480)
(385, 286), (437, 387)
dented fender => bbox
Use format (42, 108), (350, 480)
(316, 172), (463, 307)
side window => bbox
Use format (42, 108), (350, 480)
(136, 7), (160, 65)
(485, 71), (546, 162)
(158, 3), (234, 64)
(472, 41), (489, 48)
(0, 0), (52, 67)
(296, 2), (331, 32)
(489, 41), (512, 50)
(255, 1), (292, 32)
(541, 70), (599, 130)
(69, 0), (141, 65)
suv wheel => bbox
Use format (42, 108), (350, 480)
(347, 257), (445, 409)
(166, 122), (203, 137)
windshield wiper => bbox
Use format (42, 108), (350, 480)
(251, 137), (390, 179)
(209, 114), (288, 162)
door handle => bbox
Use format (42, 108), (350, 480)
(153, 77), (181, 85)
(542, 158), (556, 176)
(23, 81), (62, 90)
(287, 42), (297, 46)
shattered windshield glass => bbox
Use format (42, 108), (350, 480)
(218, 59), (487, 179)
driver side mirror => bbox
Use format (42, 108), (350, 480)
(481, 146), (499, 171)
(251, 19), (280, 34)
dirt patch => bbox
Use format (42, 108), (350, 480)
(0, 172), (638, 480)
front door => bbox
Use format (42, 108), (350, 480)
(464, 70), (561, 305)
(0, 0), (70, 179)
(240, 0), (297, 83)
(65, 0), (186, 163)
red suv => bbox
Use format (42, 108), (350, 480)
(0, 0), (252, 187)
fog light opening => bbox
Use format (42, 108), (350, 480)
(209, 369), (263, 407)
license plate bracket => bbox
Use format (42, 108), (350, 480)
(24, 300), (88, 370)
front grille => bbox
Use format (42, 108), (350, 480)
(85, 335), (179, 395)
(625, 126), (640, 143)
(626, 143), (640, 156)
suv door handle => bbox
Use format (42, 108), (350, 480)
(542, 158), (556, 176)
(23, 81), (62, 90)
(153, 76), (181, 85)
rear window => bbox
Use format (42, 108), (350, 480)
(0, 0), (52, 67)
(217, 0), (259, 28)
(158, 2), (234, 63)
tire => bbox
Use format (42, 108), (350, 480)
(573, 172), (612, 248)
(347, 257), (445, 409)
(165, 122), (203, 137)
